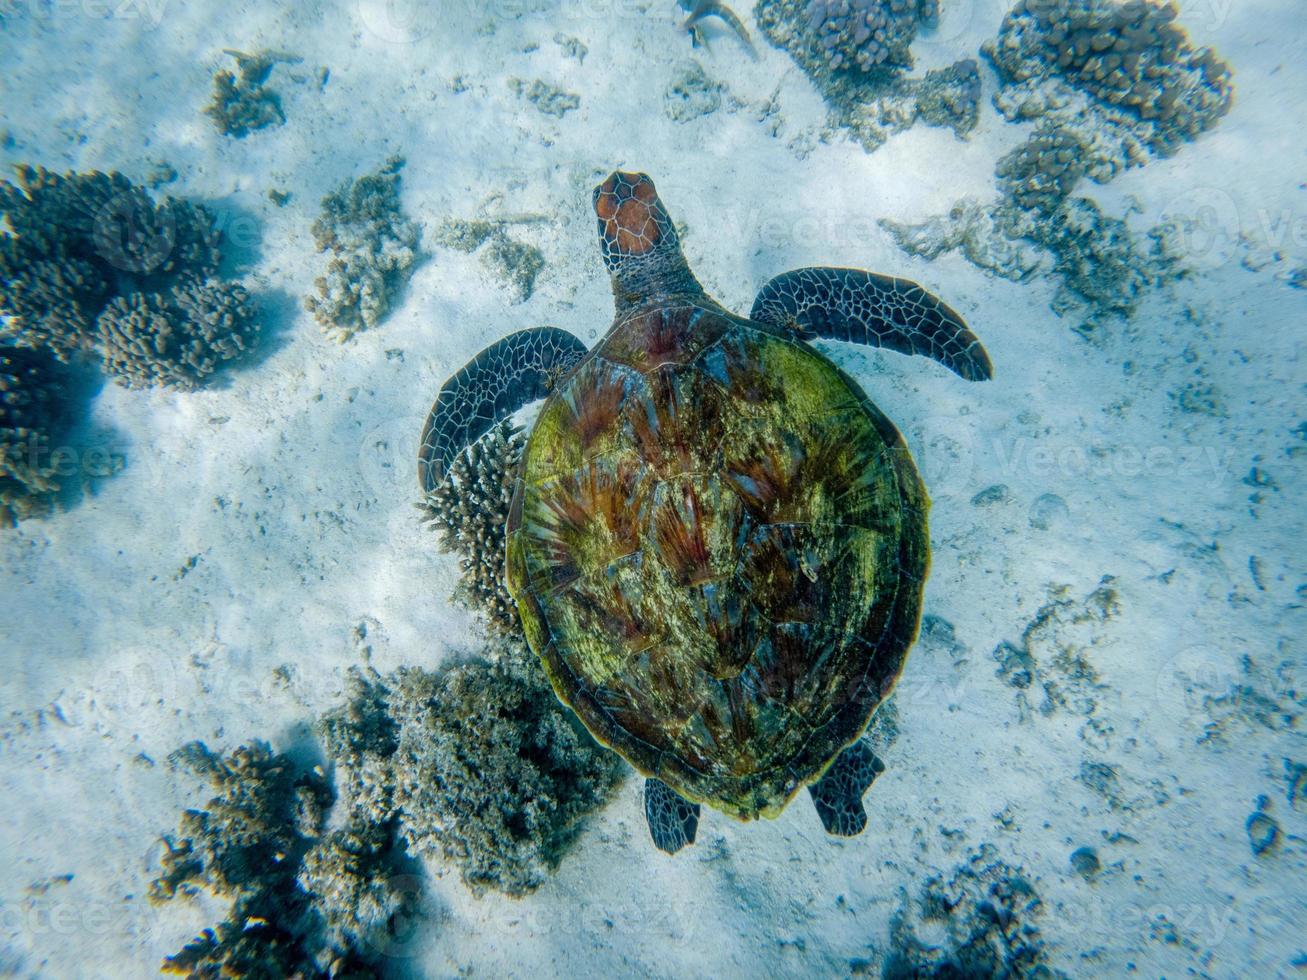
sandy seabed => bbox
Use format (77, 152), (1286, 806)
(1, 0), (1304, 976)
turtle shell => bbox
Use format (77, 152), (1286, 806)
(505, 304), (929, 821)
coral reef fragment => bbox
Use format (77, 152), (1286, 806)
(305, 157), (423, 339)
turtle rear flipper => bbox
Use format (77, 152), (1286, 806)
(750, 267), (993, 381)
(808, 739), (886, 836)
(418, 327), (589, 493)
(645, 778), (701, 854)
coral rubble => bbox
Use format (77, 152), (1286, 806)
(882, 845), (1065, 978)
(509, 78), (581, 118)
(0, 345), (68, 526)
(305, 157), (423, 339)
(434, 219), (545, 305)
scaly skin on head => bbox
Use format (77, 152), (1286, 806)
(593, 171), (706, 315)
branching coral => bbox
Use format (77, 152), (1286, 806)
(98, 277), (259, 390)
(151, 740), (409, 979)
(882, 0), (1229, 331)
(756, 0), (979, 151)
(983, 0), (1233, 182)
(320, 643), (623, 899)
(205, 49), (301, 138)
(0, 165), (257, 388)
(0, 345), (68, 526)
(305, 157), (423, 339)
(803, 0), (937, 75)
(421, 420), (525, 635)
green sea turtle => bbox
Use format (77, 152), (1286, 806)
(418, 171), (991, 853)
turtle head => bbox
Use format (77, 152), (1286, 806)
(593, 171), (703, 310)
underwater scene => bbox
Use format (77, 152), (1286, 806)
(0, 0), (1303, 976)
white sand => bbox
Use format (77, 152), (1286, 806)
(1, 0), (1303, 975)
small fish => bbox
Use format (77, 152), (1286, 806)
(679, 0), (757, 59)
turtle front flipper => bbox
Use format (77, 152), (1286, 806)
(645, 778), (701, 854)
(808, 739), (886, 837)
(750, 267), (993, 381)
(418, 327), (589, 493)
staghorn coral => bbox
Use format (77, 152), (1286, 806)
(983, 0), (1234, 183)
(757, 0), (979, 151)
(151, 740), (407, 979)
(421, 420), (525, 635)
(320, 643), (624, 899)
(305, 157), (423, 340)
(98, 277), (260, 390)
(0, 165), (258, 390)
(0, 345), (68, 526)
(205, 49), (300, 138)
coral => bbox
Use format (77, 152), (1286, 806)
(757, 0), (978, 151)
(305, 157), (422, 340)
(882, 845), (1066, 978)
(664, 60), (725, 123)
(319, 644), (623, 899)
(421, 420), (525, 635)
(509, 78), (580, 118)
(983, 0), (1233, 183)
(205, 49), (300, 138)
(996, 124), (1089, 212)
(913, 58), (983, 137)
(481, 234), (545, 305)
(880, 200), (1043, 282)
(882, 189), (1181, 331)
(98, 277), (260, 390)
(0, 165), (257, 387)
(297, 823), (416, 965)
(387, 646), (624, 897)
(802, 0), (937, 75)
(434, 220), (546, 306)
(151, 740), (405, 979)
(149, 741), (334, 976)
(0, 345), (68, 526)
(883, 1), (1231, 332)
